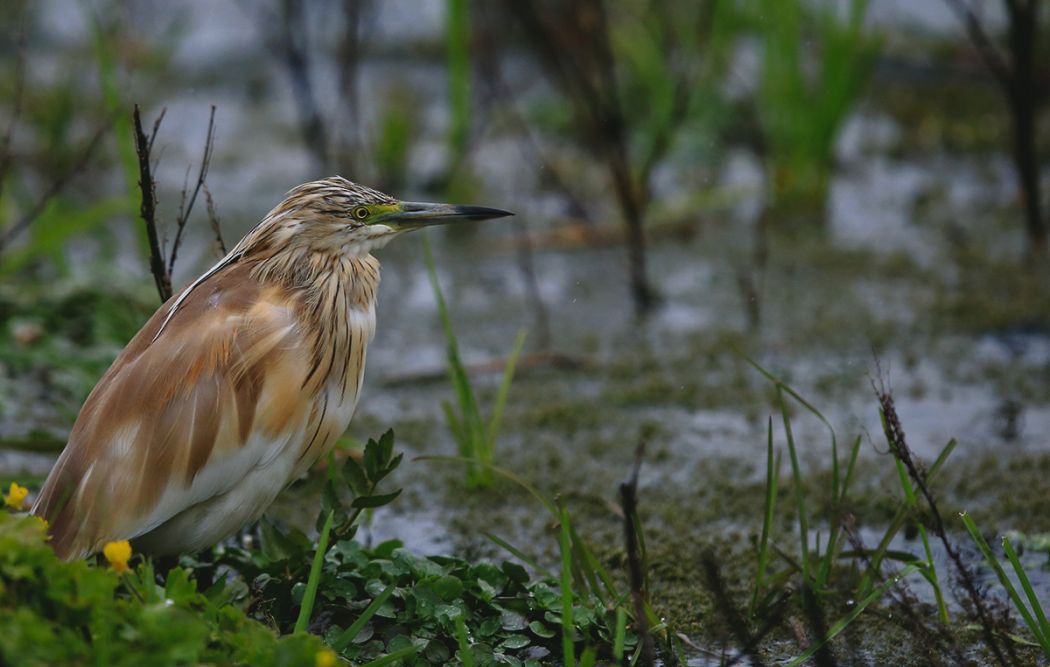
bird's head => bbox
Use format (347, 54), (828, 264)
(248, 176), (512, 257)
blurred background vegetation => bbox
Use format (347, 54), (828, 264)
(1, 0), (1050, 663)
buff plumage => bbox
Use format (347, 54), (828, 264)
(32, 177), (510, 558)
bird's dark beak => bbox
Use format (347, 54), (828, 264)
(382, 201), (513, 229)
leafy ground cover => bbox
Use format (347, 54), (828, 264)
(0, 432), (642, 667)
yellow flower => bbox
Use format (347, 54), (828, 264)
(3, 482), (29, 510)
(103, 540), (133, 574)
(315, 649), (338, 667)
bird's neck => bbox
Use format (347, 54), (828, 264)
(249, 248), (380, 400)
(249, 247), (378, 306)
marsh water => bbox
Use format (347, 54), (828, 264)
(2, 1), (1049, 663)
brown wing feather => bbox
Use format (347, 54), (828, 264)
(32, 261), (313, 558)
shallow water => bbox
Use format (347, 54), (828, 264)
(3, 2), (1049, 661)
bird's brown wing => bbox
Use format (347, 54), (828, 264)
(33, 262), (319, 558)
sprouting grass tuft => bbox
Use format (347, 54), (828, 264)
(424, 236), (527, 488)
(755, 0), (881, 215)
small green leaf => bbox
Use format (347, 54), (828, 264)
(433, 574), (464, 601)
(291, 581), (307, 605)
(529, 620), (556, 638)
(364, 439), (380, 481)
(478, 616), (502, 637)
(374, 540), (403, 558)
(352, 490), (402, 509)
(501, 561), (531, 585)
(424, 639), (451, 662)
(500, 634), (531, 650)
(257, 517), (297, 562)
(343, 456), (369, 496)
(379, 429), (395, 464)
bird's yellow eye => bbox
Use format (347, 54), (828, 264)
(353, 206), (369, 220)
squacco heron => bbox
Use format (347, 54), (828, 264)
(32, 177), (511, 559)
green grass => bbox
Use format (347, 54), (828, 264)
(559, 506), (576, 667)
(292, 508), (333, 633)
(424, 236), (527, 489)
(445, 0), (470, 164)
(962, 513), (1050, 659)
(755, 0), (881, 216)
(750, 416), (780, 614)
(1, 429), (644, 665)
(743, 355), (977, 662)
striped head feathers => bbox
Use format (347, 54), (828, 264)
(237, 176), (404, 259)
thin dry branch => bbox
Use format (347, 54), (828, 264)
(169, 105), (217, 276)
(944, 0), (1012, 89)
(133, 104), (172, 302)
(203, 183), (227, 257)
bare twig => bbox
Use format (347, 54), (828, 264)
(620, 444), (655, 665)
(133, 105), (172, 302)
(169, 105), (217, 276)
(147, 107), (167, 156)
(0, 125), (109, 254)
(944, 0), (1012, 88)
(873, 378), (1017, 666)
(203, 183), (227, 257)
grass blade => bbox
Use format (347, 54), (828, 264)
(860, 438), (958, 596)
(786, 564), (920, 667)
(778, 387), (809, 582)
(961, 513), (1049, 655)
(1003, 537), (1050, 647)
(560, 506), (576, 667)
(293, 509), (333, 634)
(740, 352), (838, 495)
(752, 416), (779, 614)
(423, 234), (494, 487)
(455, 611), (474, 667)
(445, 0), (470, 160)
(330, 582), (398, 652)
(483, 531), (554, 578)
(613, 606), (627, 661)
(360, 644), (419, 667)
(920, 524), (948, 623)
(486, 328), (528, 447)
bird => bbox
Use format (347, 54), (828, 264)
(31, 176), (511, 559)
